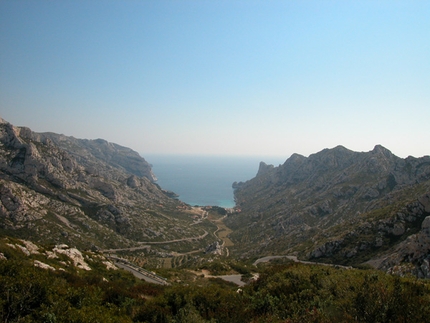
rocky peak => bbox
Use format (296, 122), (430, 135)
(308, 145), (357, 169)
(256, 162), (274, 177)
(273, 146), (358, 186)
(0, 120), (24, 148)
(283, 153), (306, 166)
(372, 144), (393, 157)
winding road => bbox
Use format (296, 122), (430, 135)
(253, 255), (352, 269)
(108, 255), (169, 285)
(101, 230), (208, 253)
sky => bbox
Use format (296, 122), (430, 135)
(1, 0), (429, 159)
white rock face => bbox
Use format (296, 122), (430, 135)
(53, 245), (92, 271)
(4, 241), (39, 256)
(34, 260), (56, 271)
(21, 240), (40, 254)
(103, 260), (117, 270)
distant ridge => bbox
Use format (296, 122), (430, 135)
(228, 144), (430, 277)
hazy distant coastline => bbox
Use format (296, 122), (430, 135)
(146, 154), (286, 207)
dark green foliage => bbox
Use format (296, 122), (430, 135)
(129, 262), (430, 323)
(0, 260), (50, 322)
(229, 261), (252, 277)
(0, 257), (143, 322)
(200, 260), (230, 275)
(1, 252), (430, 323)
(245, 263), (430, 322)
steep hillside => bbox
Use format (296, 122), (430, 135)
(0, 117), (205, 250)
(228, 145), (430, 276)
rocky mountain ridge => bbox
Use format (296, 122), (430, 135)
(0, 117), (197, 250)
(228, 144), (430, 276)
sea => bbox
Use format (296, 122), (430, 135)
(145, 155), (287, 208)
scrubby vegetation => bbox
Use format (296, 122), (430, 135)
(1, 240), (430, 323)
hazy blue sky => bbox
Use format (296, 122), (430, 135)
(1, 0), (429, 159)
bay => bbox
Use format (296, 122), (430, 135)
(145, 155), (286, 207)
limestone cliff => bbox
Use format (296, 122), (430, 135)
(0, 117), (192, 249)
(228, 144), (430, 276)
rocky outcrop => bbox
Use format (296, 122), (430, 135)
(205, 241), (222, 255)
(51, 244), (91, 270)
(2, 238), (117, 272)
(256, 162), (274, 177)
(34, 260), (56, 271)
(310, 193), (430, 266)
(371, 211), (430, 278)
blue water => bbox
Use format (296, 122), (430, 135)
(145, 155), (286, 208)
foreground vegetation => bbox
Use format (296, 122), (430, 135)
(1, 240), (430, 323)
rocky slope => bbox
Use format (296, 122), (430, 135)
(0, 237), (113, 272)
(228, 145), (430, 276)
(39, 132), (157, 182)
(0, 117), (197, 250)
